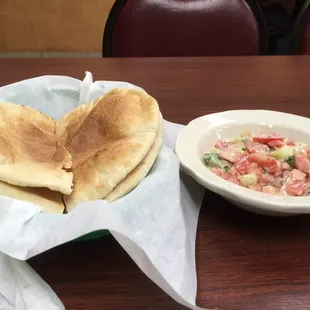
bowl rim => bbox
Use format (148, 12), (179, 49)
(175, 109), (310, 214)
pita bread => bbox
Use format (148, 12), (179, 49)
(61, 88), (160, 211)
(0, 102), (73, 195)
(106, 115), (164, 202)
(56, 96), (100, 146)
(0, 181), (64, 213)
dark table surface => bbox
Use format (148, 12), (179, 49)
(1, 56), (310, 310)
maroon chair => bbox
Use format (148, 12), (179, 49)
(291, 0), (310, 54)
(102, 0), (268, 57)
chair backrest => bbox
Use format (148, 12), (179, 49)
(291, 0), (310, 55)
(103, 0), (268, 57)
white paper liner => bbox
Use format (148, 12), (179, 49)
(0, 73), (205, 309)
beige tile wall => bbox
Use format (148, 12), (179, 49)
(0, 0), (115, 54)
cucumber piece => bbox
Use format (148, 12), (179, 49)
(203, 153), (222, 168)
(234, 148), (245, 157)
(233, 136), (242, 143)
(240, 173), (257, 187)
(270, 145), (295, 160)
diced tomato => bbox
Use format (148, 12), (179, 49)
(248, 153), (277, 167)
(245, 143), (255, 154)
(235, 156), (251, 174)
(282, 170), (291, 180)
(274, 170), (282, 178)
(246, 141), (270, 154)
(306, 145), (310, 155)
(259, 173), (275, 184)
(248, 163), (263, 175)
(253, 132), (284, 144)
(236, 163), (249, 175)
(284, 180), (308, 196)
(286, 138), (296, 146)
(221, 172), (240, 185)
(227, 145), (245, 156)
(215, 140), (226, 150)
(229, 166), (238, 175)
(262, 185), (277, 194)
(291, 169), (306, 181)
(281, 162), (290, 170)
(267, 140), (284, 148)
(274, 177), (284, 188)
(295, 155), (309, 173)
(211, 168), (222, 177)
(235, 156), (247, 165)
(219, 151), (240, 163)
(269, 161), (282, 177)
(236, 159), (249, 175)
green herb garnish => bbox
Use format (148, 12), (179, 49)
(286, 155), (295, 168)
(280, 180), (284, 185)
(224, 165), (229, 172)
(242, 137), (247, 148)
(241, 146), (246, 151)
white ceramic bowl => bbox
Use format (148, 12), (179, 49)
(175, 110), (310, 216)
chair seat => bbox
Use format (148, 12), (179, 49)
(103, 0), (268, 57)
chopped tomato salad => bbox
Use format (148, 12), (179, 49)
(203, 132), (310, 196)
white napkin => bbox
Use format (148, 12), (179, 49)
(0, 252), (64, 310)
(0, 73), (205, 309)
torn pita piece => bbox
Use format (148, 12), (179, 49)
(0, 182), (64, 213)
(0, 102), (73, 195)
(59, 88), (162, 211)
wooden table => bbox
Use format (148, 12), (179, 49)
(1, 56), (310, 310)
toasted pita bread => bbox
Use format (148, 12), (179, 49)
(0, 102), (73, 195)
(56, 96), (100, 146)
(106, 115), (164, 202)
(0, 181), (64, 213)
(61, 88), (160, 211)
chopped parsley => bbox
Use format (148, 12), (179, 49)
(224, 165), (229, 172)
(242, 138), (247, 148)
(241, 146), (246, 151)
(203, 154), (212, 162)
(286, 155), (295, 168)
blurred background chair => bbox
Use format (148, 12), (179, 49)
(294, 0), (308, 15)
(259, 0), (295, 55)
(103, 0), (268, 57)
(290, 0), (310, 54)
